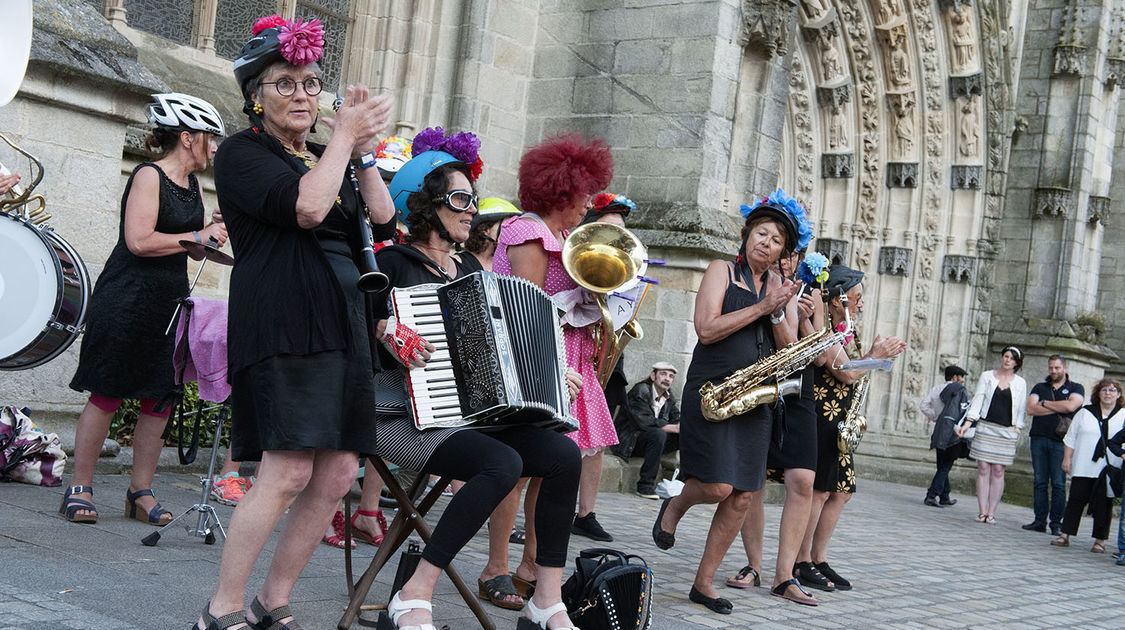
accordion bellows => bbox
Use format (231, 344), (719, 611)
(390, 271), (577, 432)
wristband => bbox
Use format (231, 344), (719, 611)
(192, 230), (202, 244)
(351, 151), (377, 170)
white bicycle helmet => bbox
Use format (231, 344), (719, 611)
(146, 93), (226, 136)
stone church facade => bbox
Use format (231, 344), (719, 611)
(2, 0), (1122, 487)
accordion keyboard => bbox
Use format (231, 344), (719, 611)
(390, 285), (466, 427)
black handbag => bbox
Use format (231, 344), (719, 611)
(561, 548), (653, 630)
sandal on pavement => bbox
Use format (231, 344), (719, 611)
(770, 579), (818, 606)
(793, 561), (835, 592)
(125, 488), (172, 525)
(192, 601), (247, 630)
(974, 514), (987, 523)
(510, 525), (526, 545)
(688, 586), (733, 614)
(985, 515), (997, 525)
(814, 561), (852, 591)
(510, 574), (536, 600)
(323, 510), (356, 549)
(351, 508), (386, 546)
(247, 596), (301, 630)
(725, 566), (760, 589)
(1092, 542), (1107, 554)
(652, 497), (675, 550)
(478, 575), (524, 610)
(378, 591), (436, 630)
(516, 598), (578, 630)
(1050, 535), (1069, 547)
(59, 485), (98, 524)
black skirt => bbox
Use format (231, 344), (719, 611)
(229, 251), (377, 461)
(678, 377), (772, 492)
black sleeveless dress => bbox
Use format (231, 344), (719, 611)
(70, 163), (203, 400)
(679, 264), (776, 492)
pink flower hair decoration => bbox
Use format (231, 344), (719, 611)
(277, 18), (325, 66)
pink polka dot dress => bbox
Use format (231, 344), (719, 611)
(494, 215), (618, 451)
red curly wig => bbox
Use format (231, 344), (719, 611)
(517, 133), (614, 216)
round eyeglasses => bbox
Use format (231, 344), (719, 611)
(261, 77), (323, 97)
(433, 190), (479, 212)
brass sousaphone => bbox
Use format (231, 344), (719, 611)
(561, 222), (648, 387)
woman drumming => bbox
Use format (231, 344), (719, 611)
(650, 195), (804, 615)
(1052, 378), (1125, 552)
(192, 15), (395, 630)
(794, 267), (905, 593)
(956, 346), (1028, 525)
(374, 130), (584, 630)
(63, 93), (227, 525)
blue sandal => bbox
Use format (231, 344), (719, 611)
(59, 485), (98, 523)
(125, 488), (172, 525)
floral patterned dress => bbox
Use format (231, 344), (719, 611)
(813, 358), (858, 494)
(493, 215), (617, 451)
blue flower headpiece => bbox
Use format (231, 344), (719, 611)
(798, 252), (830, 285)
(739, 188), (814, 252)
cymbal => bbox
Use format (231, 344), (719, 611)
(179, 239), (234, 266)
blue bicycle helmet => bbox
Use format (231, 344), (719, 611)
(388, 150), (463, 222)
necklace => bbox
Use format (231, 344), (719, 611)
(278, 139), (343, 207)
(413, 244), (455, 281)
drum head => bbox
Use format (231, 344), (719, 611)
(0, 215), (59, 358)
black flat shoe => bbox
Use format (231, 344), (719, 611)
(923, 497), (942, 508)
(793, 561), (835, 592)
(1022, 521), (1046, 532)
(940, 498), (957, 506)
(688, 586), (732, 614)
(652, 497), (675, 550)
(814, 561), (852, 591)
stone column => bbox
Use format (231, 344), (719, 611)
(993, 0), (1119, 380)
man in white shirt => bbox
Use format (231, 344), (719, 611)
(921, 365), (967, 507)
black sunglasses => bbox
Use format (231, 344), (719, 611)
(433, 190), (478, 212)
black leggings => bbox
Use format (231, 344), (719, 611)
(419, 425), (581, 569)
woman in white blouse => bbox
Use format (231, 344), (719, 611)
(957, 347), (1027, 524)
(1051, 378), (1125, 553)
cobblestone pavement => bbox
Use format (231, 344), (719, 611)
(1, 472), (1123, 629)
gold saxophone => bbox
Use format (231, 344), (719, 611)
(838, 374), (870, 454)
(699, 295), (851, 422)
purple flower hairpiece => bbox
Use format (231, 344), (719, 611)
(278, 18), (325, 66)
(412, 126), (484, 180)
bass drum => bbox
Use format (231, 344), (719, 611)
(0, 212), (90, 370)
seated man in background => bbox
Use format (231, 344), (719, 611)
(612, 362), (681, 499)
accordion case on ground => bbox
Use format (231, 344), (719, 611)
(390, 271), (577, 432)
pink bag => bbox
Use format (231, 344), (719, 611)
(0, 406), (66, 487)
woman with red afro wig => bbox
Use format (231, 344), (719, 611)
(487, 134), (618, 625)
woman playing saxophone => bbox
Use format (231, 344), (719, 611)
(650, 190), (807, 615)
(792, 266), (905, 593)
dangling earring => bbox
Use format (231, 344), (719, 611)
(317, 104), (322, 112)
(253, 102), (263, 115)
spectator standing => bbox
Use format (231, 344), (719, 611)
(1051, 378), (1124, 553)
(612, 362), (681, 499)
(1024, 355), (1084, 535)
(921, 365), (968, 507)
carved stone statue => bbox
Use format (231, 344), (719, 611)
(950, 4), (977, 70)
(889, 35), (911, 87)
(819, 33), (843, 81)
(878, 0), (903, 24)
(895, 109), (914, 156)
(959, 98), (979, 157)
(828, 104), (847, 149)
(800, 0), (830, 21)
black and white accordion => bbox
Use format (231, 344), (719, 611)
(390, 271), (578, 432)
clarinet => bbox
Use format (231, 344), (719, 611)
(334, 92), (389, 294)
(346, 164), (390, 293)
